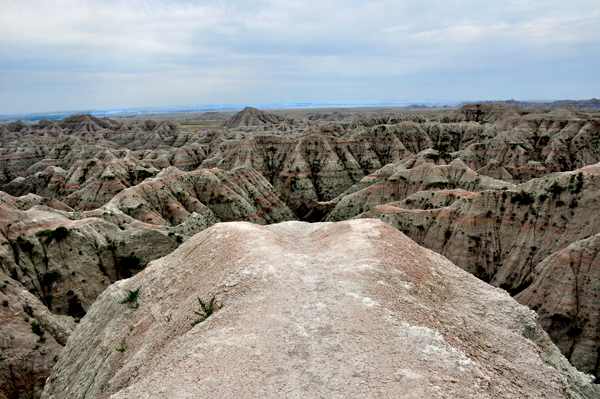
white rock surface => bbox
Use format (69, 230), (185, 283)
(42, 220), (598, 398)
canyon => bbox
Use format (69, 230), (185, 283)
(1, 103), (600, 397)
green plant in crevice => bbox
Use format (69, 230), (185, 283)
(119, 286), (141, 308)
(191, 295), (218, 326)
(35, 226), (69, 244)
(30, 321), (44, 337)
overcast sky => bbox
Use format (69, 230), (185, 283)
(0, 0), (598, 114)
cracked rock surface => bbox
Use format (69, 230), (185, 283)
(42, 219), (598, 398)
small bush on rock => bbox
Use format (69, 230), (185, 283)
(119, 286), (141, 308)
(191, 295), (218, 326)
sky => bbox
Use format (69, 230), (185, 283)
(0, 0), (599, 114)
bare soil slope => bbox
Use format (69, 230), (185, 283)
(42, 220), (597, 398)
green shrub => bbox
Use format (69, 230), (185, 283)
(119, 286), (141, 307)
(35, 226), (69, 244)
(42, 270), (61, 290)
(425, 181), (449, 189)
(16, 236), (34, 253)
(118, 254), (141, 278)
(425, 152), (440, 162)
(566, 326), (583, 337)
(511, 192), (534, 206)
(547, 182), (564, 196)
(191, 295), (218, 326)
(31, 321), (45, 336)
(68, 295), (86, 318)
(550, 313), (572, 323)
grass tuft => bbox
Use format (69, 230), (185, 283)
(191, 295), (218, 326)
(119, 286), (141, 308)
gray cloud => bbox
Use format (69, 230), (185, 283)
(0, 0), (598, 113)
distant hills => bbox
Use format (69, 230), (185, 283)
(477, 98), (600, 109)
(3, 99), (598, 123)
(0, 100), (463, 122)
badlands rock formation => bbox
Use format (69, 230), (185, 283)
(2, 103), (600, 395)
(42, 220), (598, 398)
(516, 233), (600, 378)
(220, 106), (300, 128)
(358, 166), (600, 373)
(0, 193), (184, 398)
(0, 270), (73, 399)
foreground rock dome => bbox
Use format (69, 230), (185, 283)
(42, 220), (597, 398)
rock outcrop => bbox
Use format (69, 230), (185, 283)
(102, 165), (296, 228)
(0, 271), (74, 399)
(220, 107), (299, 128)
(360, 166), (600, 374)
(516, 234), (600, 377)
(3, 103), (600, 386)
(327, 158), (513, 221)
(42, 220), (598, 398)
(0, 198), (181, 317)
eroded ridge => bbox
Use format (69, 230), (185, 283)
(42, 220), (598, 398)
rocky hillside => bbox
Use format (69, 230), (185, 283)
(2, 103), (600, 396)
(41, 220), (598, 398)
(356, 165), (600, 376)
(220, 106), (300, 127)
(0, 191), (188, 398)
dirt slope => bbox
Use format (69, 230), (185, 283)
(42, 220), (597, 398)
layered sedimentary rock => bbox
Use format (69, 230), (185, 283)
(327, 158), (513, 221)
(3, 104), (600, 215)
(360, 166), (600, 374)
(3, 103), (600, 387)
(0, 198), (181, 317)
(0, 271), (74, 399)
(42, 220), (598, 398)
(220, 106), (299, 128)
(516, 234), (600, 377)
(102, 165), (295, 228)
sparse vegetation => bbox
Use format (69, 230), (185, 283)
(550, 313), (572, 324)
(119, 286), (141, 308)
(30, 321), (44, 337)
(42, 270), (61, 290)
(36, 226), (69, 244)
(191, 295), (218, 326)
(511, 191), (534, 206)
(16, 236), (34, 254)
(425, 181), (449, 189)
(547, 182), (564, 196)
(68, 295), (86, 318)
(117, 254), (141, 278)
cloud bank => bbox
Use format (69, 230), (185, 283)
(1, 0), (598, 113)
